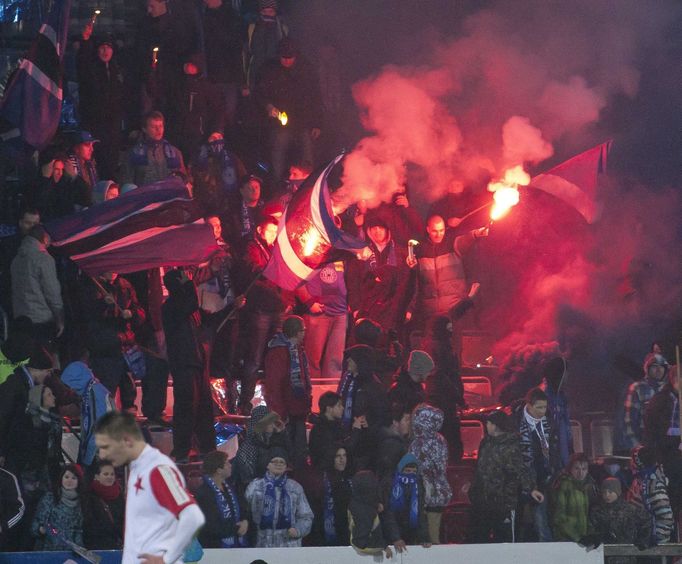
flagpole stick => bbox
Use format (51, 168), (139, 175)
(89, 275), (124, 315)
(676, 345), (681, 437)
(215, 271), (262, 335)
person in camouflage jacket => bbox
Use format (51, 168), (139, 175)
(589, 478), (652, 550)
(469, 411), (543, 542)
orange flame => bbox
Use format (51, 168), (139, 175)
(302, 227), (320, 257)
(487, 165), (528, 221)
(278, 111), (288, 126)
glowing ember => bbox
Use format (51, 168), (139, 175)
(152, 46), (159, 67)
(278, 111), (288, 126)
(302, 227), (320, 257)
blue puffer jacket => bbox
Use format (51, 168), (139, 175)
(61, 361), (114, 465)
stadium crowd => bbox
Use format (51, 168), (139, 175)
(0, 0), (681, 559)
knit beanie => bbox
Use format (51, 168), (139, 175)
(601, 477), (622, 497)
(258, 0), (277, 9)
(408, 350), (434, 381)
(643, 352), (668, 375)
(485, 410), (510, 433)
(354, 318), (381, 347)
(268, 446), (290, 466)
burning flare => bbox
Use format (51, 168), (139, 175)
(488, 165), (527, 221)
(278, 111), (288, 126)
(302, 227), (320, 257)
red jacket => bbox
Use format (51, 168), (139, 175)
(264, 343), (311, 420)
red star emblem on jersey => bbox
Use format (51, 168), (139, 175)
(134, 476), (144, 494)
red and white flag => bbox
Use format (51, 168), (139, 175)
(529, 140), (612, 224)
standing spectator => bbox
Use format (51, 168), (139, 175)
(93, 411), (205, 563)
(540, 356), (573, 468)
(406, 215), (487, 330)
(195, 451), (249, 548)
(255, 38), (322, 181)
(28, 155), (81, 221)
(244, 447), (313, 547)
(408, 404), (452, 544)
(11, 225), (64, 347)
(589, 477), (651, 549)
(83, 460), (124, 550)
(469, 411), (542, 543)
(201, 0), (245, 137)
(162, 269), (216, 462)
(263, 315), (311, 470)
(31, 465), (84, 551)
(224, 174), (264, 252)
(308, 391), (346, 469)
(0, 467), (25, 550)
(0, 208), (40, 317)
(550, 453), (592, 542)
(423, 314), (465, 461)
(348, 470), (392, 557)
(389, 350), (434, 413)
(172, 56), (209, 161)
(245, 0), (289, 92)
(515, 387), (561, 542)
(347, 215), (413, 334)
(77, 24), (125, 180)
(237, 215), (284, 414)
(60, 357), (115, 466)
(374, 404), (412, 479)
(380, 453), (431, 552)
(353, 194), (424, 248)
(623, 352), (669, 449)
(120, 111), (187, 187)
(0, 316), (33, 386)
(626, 445), (674, 545)
(297, 260), (348, 380)
(233, 406), (288, 490)
(67, 131), (100, 200)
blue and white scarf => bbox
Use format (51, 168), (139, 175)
(337, 369), (357, 429)
(390, 472), (420, 529)
(129, 139), (181, 169)
(288, 340), (310, 399)
(204, 475), (247, 547)
(323, 472), (336, 543)
(79, 379), (96, 463)
(260, 472), (291, 530)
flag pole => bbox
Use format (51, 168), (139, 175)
(215, 271), (262, 335)
(676, 345), (681, 438)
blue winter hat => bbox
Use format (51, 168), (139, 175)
(397, 452), (418, 473)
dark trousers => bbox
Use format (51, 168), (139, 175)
(92, 354), (137, 410)
(141, 353), (169, 419)
(469, 506), (515, 543)
(171, 364), (216, 457)
(239, 310), (280, 411)
(286, 415), (309, 470)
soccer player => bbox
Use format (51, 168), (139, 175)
(94, 412), (205, 563)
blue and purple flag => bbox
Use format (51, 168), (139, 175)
(263, 154), (367, 291)
(45, 179), (218, 275)
(0, 0), (71, 150)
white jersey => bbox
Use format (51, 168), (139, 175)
(123, 445), (196, 564)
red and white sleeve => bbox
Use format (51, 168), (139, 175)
(149, 465), (195, 518)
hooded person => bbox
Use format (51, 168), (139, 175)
(408, 404), (452, 544)
(623, 352), (669, 449)
(550, 453), (594, 542)
(244, 446), (313, 548)
(540, 356), (572, 468)
(626, 445), (674, 545)
(91, 180), (120, 204)
(380, 452), (430, 551)
(348, 470), (392, 557)
(61, 359), (115, 466)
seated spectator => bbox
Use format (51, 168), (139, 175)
(626, 445), (674, 545)
(0, 467), (25, 550)
(83, 460), (124, 550)
(263, 315), (312, 470)
(389, 350), (434, 413)
(67, 130), (100, 199)
(31, 464), (84, 551)
(244, 447), (313, 547)
(233, 406), (288, 490)
(469, 411), (542, 543)
(408, 404), (452, 544)
(550, 453), (592, 542)
(92, 180), (120, 203)
(380, 453), (431, 552)
(309, 445), (352, 546)
(589, 477), (652, 548)
(348, 470), (392, 557)
(61, 356), (115, 466)
(195, 451), (248, 548)
(308, 391), (346, 469)
(120, 111), (187, 187)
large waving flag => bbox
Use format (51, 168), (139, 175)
(0, 0), (71, 150)
(529, 140), (612, 224)
(263, 154), (367, 291)
(45, 178), (217, 275)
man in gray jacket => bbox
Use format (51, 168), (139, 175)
(11, 225), (64, 345)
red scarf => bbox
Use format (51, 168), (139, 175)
(90, 479), (122, 502)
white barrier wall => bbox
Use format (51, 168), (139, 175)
(201, 543), (604, 564)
